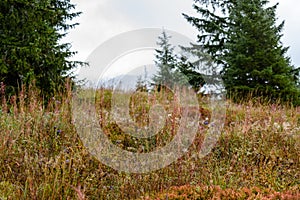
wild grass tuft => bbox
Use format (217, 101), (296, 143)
(0, 84), (299, 199)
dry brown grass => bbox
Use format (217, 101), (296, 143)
(0, 84), (299, 199)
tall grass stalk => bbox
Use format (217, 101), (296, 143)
(0, 84), (299, 199)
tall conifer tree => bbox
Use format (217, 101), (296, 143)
(0, 0), (85, 99)
(184, 0), (300, 104)
(152, 31), (178, 86)
(152, 31), (204, 91)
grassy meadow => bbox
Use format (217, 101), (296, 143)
(0, 84), (299, 199)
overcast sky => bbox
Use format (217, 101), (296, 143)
(63, 0), (300, 67)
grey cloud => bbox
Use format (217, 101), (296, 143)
(66, 0), (300, 67)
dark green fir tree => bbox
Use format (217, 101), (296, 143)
(183, 0), (300, 104)
(0, 0), (85, 100)
(152, 31), (179, 87)
(223, 0), (300, 103)
(152, 31), (202, 90)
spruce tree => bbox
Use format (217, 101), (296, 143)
(0, 0), (85, 99)
(135, 67), (148, 92)
(183, 0), (232, 66)
(223, 0), (300, 103)
(152, 31), (203, 90)
(183, 0), (300, 104)
(177, 54), (206, 92)
(152, 31), (179, 87)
